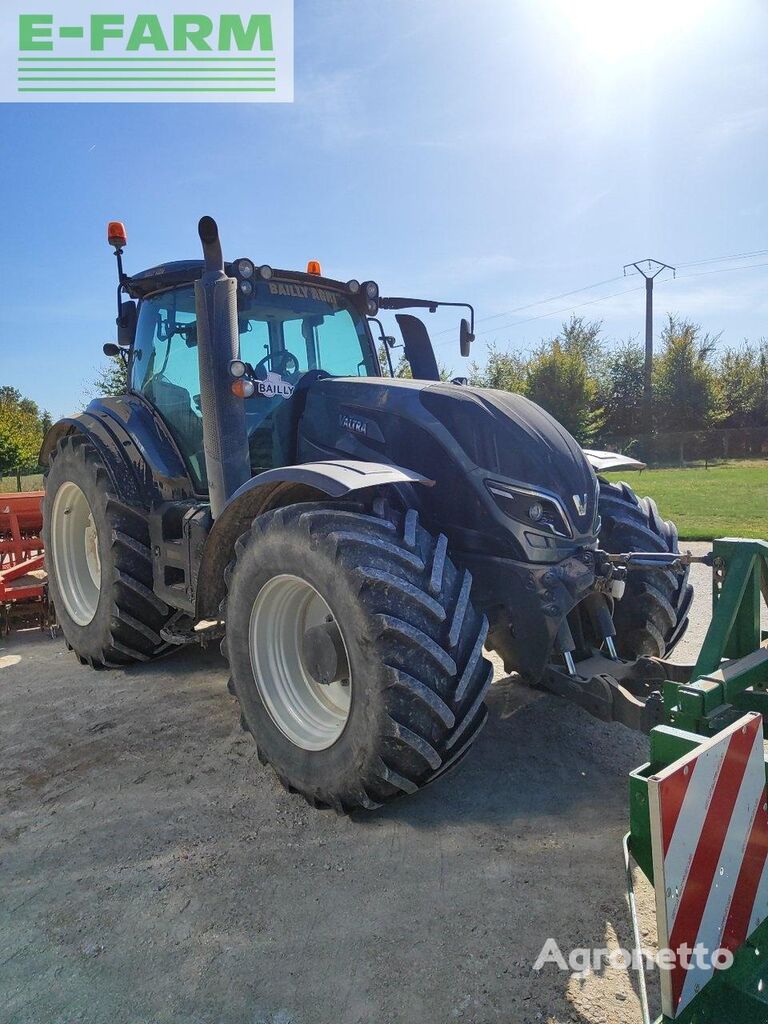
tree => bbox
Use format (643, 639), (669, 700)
(719, 341), (768, 428)
(377, 342), (393, 376)
(525, 339), (603, 444)
(468, 343), (527, 393)
(558, 315), (606, 381)
(652, 316), (723, 437)
(0, 386), (34, 412)
(423, 312), (767, 453)
(392, 352), (413, 378)
(85, 354), (129, 402)
(601, 341), (645, 438)
(0, 387), (44, 475)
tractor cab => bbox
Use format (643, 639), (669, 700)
(114, 231), (473, 497)
(123, 258), (384, 490)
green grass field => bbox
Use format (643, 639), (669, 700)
(3, 463), (766, 541)
(0, 473), (44, 493)
(605, 460), (768, 540)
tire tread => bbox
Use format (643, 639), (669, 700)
(223, 502), (493, 812)
(44, 434), (173, 668)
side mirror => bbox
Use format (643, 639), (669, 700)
(460, 318), (474, 358)
(384, 335), (398, 348)
(117, 300), (138, 346)
(103, 343), (120, 357)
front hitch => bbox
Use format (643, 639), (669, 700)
(543, 538), (768, 742)
(600, 549), (714, 572)
(543, 546), (710, 732)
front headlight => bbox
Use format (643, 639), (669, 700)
(485, 481), (572, 538)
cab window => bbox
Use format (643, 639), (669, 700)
(131, 286), (206, 488)
(131, 280), (378, 486)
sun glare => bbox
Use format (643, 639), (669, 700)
(556, 0), (718, 61)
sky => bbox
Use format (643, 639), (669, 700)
(1, 0), (768, 417)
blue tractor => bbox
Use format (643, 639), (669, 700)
(41, 218), (692, 812)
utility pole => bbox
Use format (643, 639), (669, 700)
(623, 259), (675, 419)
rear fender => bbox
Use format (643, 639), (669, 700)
(195, 459), (432, 618)
(40, 395), (196, 505)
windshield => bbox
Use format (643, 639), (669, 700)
(131, 279), (379, 489)
(240, 279), (379, 378)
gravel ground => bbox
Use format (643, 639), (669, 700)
(0, 544), (758, 1024)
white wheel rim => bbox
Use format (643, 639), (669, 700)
(249, 574), (352, 751)
(51, 481), (101, 626)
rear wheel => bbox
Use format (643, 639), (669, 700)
(222, 502), (494, 812)
(597, 479), (693, 658)
(43, 433), (173, 668)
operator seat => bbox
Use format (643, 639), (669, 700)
(144, 375), (205, 466)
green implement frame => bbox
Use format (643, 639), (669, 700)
(628, 538), (768, 1024)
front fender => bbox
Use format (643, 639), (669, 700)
(582, 448), (646, 473)
(195, 459), (432, 618)
(226, 459), (432, 504)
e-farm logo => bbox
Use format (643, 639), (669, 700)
(3, 1), (293, 102)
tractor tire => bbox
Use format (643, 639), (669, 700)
(221, 502), (494, 812)
(43, 433), (173, 668)
(597, 479), (693, 659)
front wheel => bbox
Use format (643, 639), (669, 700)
(597, 479), (693, 658)
(221, 503), (494, 812)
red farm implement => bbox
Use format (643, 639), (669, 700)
(0, 491), (54, 636)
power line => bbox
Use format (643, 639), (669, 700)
(676, 248), (768, 269)
(466, 277), (624, 327)
(435, 283), (643, 347)
(673, 259), (768, 281)
(435, 250), (766, 340)
(478, 284), (643, 334)
(429, 247), (768, 350)
(432, 275), (625, 338)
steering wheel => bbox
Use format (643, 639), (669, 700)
(253, 349), (300, 381)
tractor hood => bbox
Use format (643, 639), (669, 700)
(298, 376), (599, 560)
(420, 382), (596, 503)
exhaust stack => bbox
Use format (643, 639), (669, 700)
(194, 216), (251, 518)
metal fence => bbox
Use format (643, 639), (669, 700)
(598, 426), (768, 466)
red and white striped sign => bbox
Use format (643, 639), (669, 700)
(649, 712), (768, 1018)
